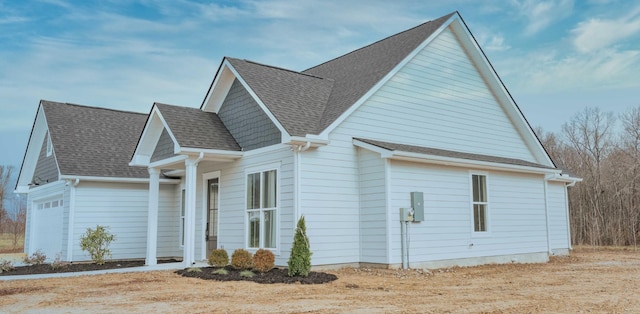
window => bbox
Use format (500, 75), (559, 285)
(46, 133), (53, 157)
(180, 189), (185, 247)
(472, 174), (488, 232)
(246, 168), (277, 249)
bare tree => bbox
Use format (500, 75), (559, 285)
(0, 165), (14, 234)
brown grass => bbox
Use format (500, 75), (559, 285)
(0, 233), (23, 254)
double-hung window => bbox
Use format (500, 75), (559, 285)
(471, 174), (488, 233)
(246, 168), (277, 249)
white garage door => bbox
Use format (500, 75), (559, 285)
(32, 197), (64, 259)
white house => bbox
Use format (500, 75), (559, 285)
(17, 11), (580, 269)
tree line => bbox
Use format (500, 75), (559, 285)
(537, 106), (640, 248)
(0, 165), (26, 251)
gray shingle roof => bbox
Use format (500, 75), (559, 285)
(355, 138), (554, 170)
(225, 58), (334, 137)
(219, 13), (454, 136)
(42, 100), (150, 178)
(154, 103), (241, 151)
(304, 13), (455, 134)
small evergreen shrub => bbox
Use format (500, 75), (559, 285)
(288, 215), (312, 277)
(239, 270), (255, 278)
(212, 268), (229, 275)
(208, 249), (229, 267)
(80, 225), (116, 265)
(231, 249), (253, 270)
(253, 249), (275, 273)
(0, 259), (14, 273)
(23, 250), (47, 265)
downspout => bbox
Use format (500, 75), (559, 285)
(66, 178), (80, 261)
(543, 177), (552, 255)
(564, 179), (577, 250)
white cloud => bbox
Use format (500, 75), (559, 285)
(497, 48), (640, 94)
(571, 7), (640, 53)
(511, 0), (574, 35)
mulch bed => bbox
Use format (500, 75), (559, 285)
(176, 266), (338, 284)
(0, 259), (180, 276)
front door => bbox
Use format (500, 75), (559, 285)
(206, 178), (219, 255)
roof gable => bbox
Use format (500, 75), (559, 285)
(155, 103), (240, 151)
(43, 101), (149, 178)
(304, 12), (455, 134)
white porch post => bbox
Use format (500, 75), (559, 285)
(183, 157), (200, 267)
(145, 167), (160, 266)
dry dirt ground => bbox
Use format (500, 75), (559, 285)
(1, 247), (639, 313)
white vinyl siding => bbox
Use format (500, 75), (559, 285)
(196, 145), (293, 265)
(71, 182), (180, 261)
(338, 27), (536, 162)
(357, 148), (388, 264)
(387, 160), (548, 264)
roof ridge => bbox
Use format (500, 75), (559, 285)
(303, 12), (456, 73)
(41, 99), (147, 116)
(241, 59), (329, 80)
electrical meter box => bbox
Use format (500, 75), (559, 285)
(400, 208), (414, 222)
(411, 192), (424, 221)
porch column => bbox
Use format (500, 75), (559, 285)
(183, 157), (200, 267)
(146, 167), (160, 266)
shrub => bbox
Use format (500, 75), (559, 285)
(186, 267), (202, 273)
(239, 270), (255, 278)
(253, 249), (275, 273)
(208, 249), (229, 267)
(212, 268), (228, 275)
(288, 215), (312, 277)
(0, 259), (14, 273)
(80, 225), (116, 265)
(23, 250), (47, 265)
(231, 249), (253, 270)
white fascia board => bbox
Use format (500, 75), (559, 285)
(221, 61), (291, 138)
(390, 150), (561, 175)
(449, 18), (555, 168)
(130, 105), (181, 166)
(203, 63), (236, 113)
(352, 139), (394, 158)
(14, 186), (30, 194)
(16, 104), (48, 189)
(59, 175), (180, 184)
(286, 136), (330, 147)
(318, 14), (458, 139)
(148, 154), (188, 169)
(545, 173), (583, 184)
(179, 147), (244, 161)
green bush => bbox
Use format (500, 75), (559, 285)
(239, 270), (255, 278)
(0, 259), (14, 273)
(79, 225), (116, 265)
(212, 268), (229, 275)
(253, 249), (275, 273)
(23, 250), (47, 265)
(208, 249), (229, 267)
(288, 215), (312, 277)
(231, 249), (253, 270)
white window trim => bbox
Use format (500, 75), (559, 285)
(469, 171), (491, 237)
(244, 162), (281, 254)
(46, 133), (53, 157)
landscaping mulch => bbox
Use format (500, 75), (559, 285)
(0, 259), (180, 276)
(176, 266), (338, 284)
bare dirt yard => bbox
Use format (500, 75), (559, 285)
(1, 247), (639, 313)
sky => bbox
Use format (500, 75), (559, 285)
(1, 0), (640, 178)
